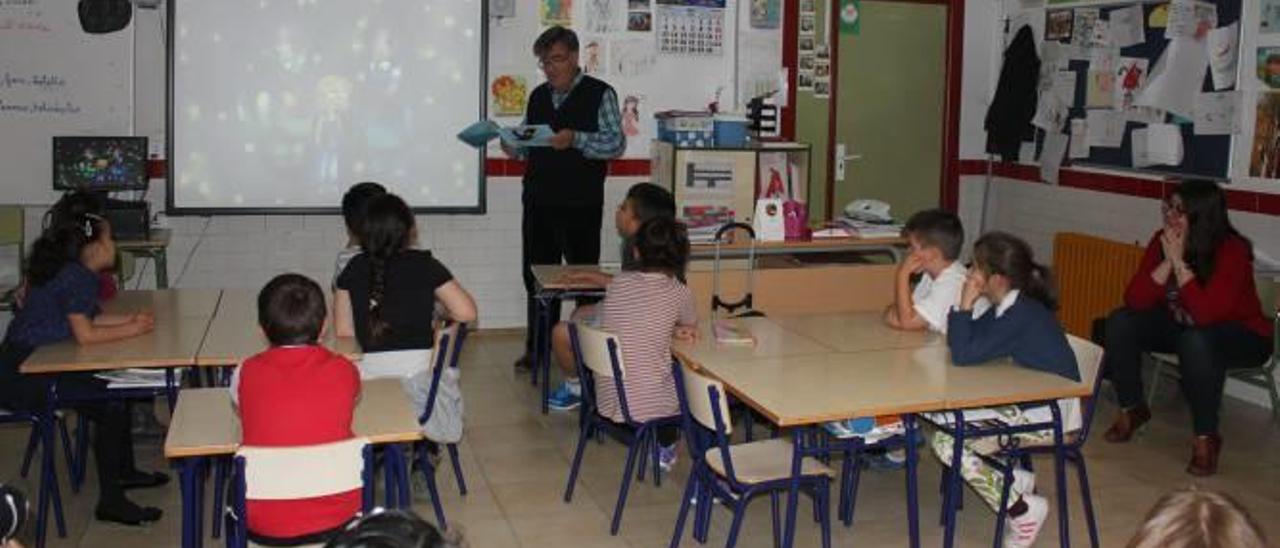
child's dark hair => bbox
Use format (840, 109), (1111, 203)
(972, 232), (1056, 309)
(626, 183), (676, 224)
(45, 191), (106, 230)
(26, 212), (108, 287)
(633, 216), (690, 282)
(902, 209), (964, 261)
(324, 509), (457, 548)
(360, 193), (414, 344)
(257, 273), (327, 346)
(342, 182), (388, 236)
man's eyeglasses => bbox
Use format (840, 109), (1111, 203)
(538, 54), (573, 69)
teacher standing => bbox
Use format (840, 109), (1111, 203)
(1102, 180), (1272, 477)
(505, 26), (626, 369)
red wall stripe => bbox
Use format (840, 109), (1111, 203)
(955, 160), (1280, 216)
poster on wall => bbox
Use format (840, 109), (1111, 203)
(541, 0), (574, 26)
(750, 0), (781, 29)
(1250, 92), (1280, 178)
(621, 93), (650, 155)
(490, 75), (529, 117)
(582, 36), (609, 76)
(611, 38), (658, 76)
(1114, 57), (1148, 110)
(1258, 47), (1280, 89)
(1264, 0), (1280, 34)
(585, 0), (625, 33)
(1045, 10), (1073, 41)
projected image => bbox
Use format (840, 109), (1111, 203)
(53, 137), (148, 191)
(171, 1), (484, 210)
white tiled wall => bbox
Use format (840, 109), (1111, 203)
(959, 175), (1280, 408)
(12, 177), (640, 331)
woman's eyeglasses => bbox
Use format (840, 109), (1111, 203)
(1161, 201), (1186, 218)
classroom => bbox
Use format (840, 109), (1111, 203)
(0, 0), (1277, 547)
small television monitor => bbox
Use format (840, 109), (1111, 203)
(52, 136), (149, 191)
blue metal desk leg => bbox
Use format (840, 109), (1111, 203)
(178, 457), (206, 548)
(536, 293), (557, 413)
(903, 414), (920, 548)
(943, 413), (965, 548)
(781, 427), (808, 548)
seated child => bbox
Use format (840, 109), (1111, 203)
(547, 182), (676, 411)
(931, 232), (1080, 548)
(589, 216), (697, 470)
(231, 273), (361, 544)
(0, 213), (164, 526)
(333, 192), (478, 381)
(826, 210), (986, 465)
(335, 181), (387, 288)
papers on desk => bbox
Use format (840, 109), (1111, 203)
(94, 368), (171, 389)
(713, 320), (756, 346)
(836, 218), (904, 239)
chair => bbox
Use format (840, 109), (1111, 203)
(0, 407), (73, 547)
(224, 438), (374, 548)
(563, 323), (683, 535)
(824, 420), (910, 527)
(1145, 274), (1279, 423)
(669, 358), (835, 548)
(411, 323), (469, 529)
(933, 335), (1105, 548)
(0, 205), (22, 311)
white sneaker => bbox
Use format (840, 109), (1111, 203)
(1003, 494), (1049, 548)
(1011, 468), (1036, 497)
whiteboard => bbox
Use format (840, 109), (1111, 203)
(486, 0), (784, 159)
(168, 0), (486, 213)
(0, 0), (135, 205)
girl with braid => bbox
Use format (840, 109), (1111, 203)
(334, 192), (477, 381)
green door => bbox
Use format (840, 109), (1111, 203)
(833, 1), (947, 223)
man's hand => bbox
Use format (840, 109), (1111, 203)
(549, 129), (575, 151)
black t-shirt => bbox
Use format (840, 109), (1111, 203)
(336, 249), (453, 353)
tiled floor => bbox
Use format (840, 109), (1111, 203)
(3, 331), (1278, 547)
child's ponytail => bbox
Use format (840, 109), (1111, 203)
(359, 192), (414, 345)
(1024, 262), (1057, 311)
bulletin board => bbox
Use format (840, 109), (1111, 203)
(486, 0), (786, 159)
(1049, 0), (1241, 179)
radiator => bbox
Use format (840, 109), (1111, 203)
(1052, 232), (1145, 339)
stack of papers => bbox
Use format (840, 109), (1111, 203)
(837, 218), (904, 239)
(94, 368), (170, 389)
(713, 320), (756, 346)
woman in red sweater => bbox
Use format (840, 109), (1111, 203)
(1103, 180), (1272, 476)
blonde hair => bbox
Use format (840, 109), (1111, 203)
(1127, 487), (1269, 548)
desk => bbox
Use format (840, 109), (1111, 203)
(117, 228), (171, 289)
(770, 311), (943, 353)
(690, 235), (907, 262)
(195, 290), (360, 367)
(528, 265), (613, 413)
(674, 314), (1100, 548)
(21, 289), (221, 374)
(164, 378), (422, 548)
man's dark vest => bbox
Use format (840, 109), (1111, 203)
(522, 75), (612, 208)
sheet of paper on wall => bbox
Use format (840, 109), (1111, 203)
(1038, 43), (1071, 90)
(1264, 0), (1280, 35)
(1136, 38), (1208, 118)
(1020, 141), (1038, 164)
(1206, 23), (1239, 90)
(1052, 70), (1077, 104)
(1073, 9), (1101, 48)
(1131, 128), (1155, 167)
(1040, 131), (1070, 185)
(1193, 91), (1241, 135)
(1164, 0), (1217, 42)
(1114, 57), (1149, 110)
(1086, 49), (1119, 108)
(1069, 118), (1090, 158)
(1033, 93), (1069, 131)
(1088, 20), (1113, 49)
(1125, 106), (1167, 124)
(1109, 5), (1146, 48)
(1086, 110), (1126, 147)
(1146, 123), (1185, 164)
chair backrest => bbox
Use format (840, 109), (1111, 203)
(570, 323), (635, 422)
(1052, 232), (1145, 339)
(1067, 334), (1107, 445)
(672, 358), (744, 483)
(0, 205), (22, 290)
(418, 323), (466, 424)
(236, 437), (370, 500)
(0, 206), (21, 247)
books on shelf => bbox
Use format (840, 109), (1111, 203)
(836, 217), (904, 239)
(713, 319), (756, 346)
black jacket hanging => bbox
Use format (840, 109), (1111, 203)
(984, 25), (1041, 161)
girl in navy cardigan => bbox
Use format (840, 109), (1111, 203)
(931, 232), (1080, 548)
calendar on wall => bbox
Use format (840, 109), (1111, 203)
(656, 1), (726, 56)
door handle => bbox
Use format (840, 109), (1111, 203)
(835, 144), (862, 181)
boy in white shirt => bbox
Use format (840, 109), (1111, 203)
(826, 209), (985, 465)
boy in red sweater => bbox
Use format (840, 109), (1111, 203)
(230, 273), (361, 544)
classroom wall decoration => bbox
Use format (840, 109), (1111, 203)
(1025, 0), (1243, 180)
(542, 0), (575, 26)
(655, 0), (727, 56)
(750, 0), (781, 29)
(1250, 92), (1280, 177)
